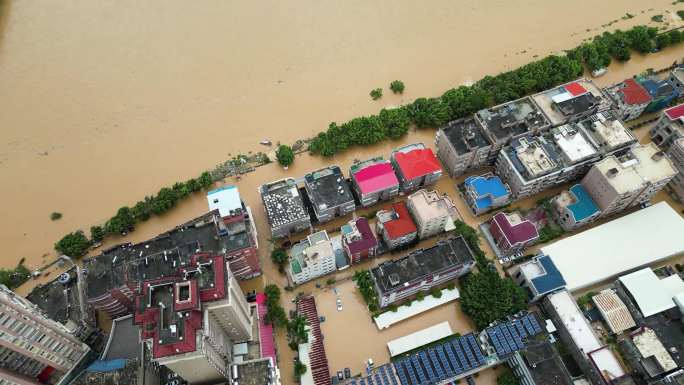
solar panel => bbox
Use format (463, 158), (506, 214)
(359, 378), (367, 385)
(513, 320), (527, 338)
(459, 337), (478, 368)
(452, 339), (470, 371)
(528, 315), (542, 334)
(490, 327), (509, 356)
(366, 376), (373, 385)
(467, 334), (486, 365)
(506, 324), (525, 350)
(374, 372), (383, 385)
(501, 324), (518, 353)
(443, 342), (462, 374)
(428, 349), (445, 380)
(436, 345), (454, 376)
(388, 366), (400, 385)
(411, 355), (427, 385)
(522, 316), (535, 335)
(394, 361), (410, 385)
(419, 351), (437, 383)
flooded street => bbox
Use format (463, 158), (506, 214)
(2, 0), (684, 271)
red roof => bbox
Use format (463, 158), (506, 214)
(394, 148), (441, 180)
(620, 79), (651, 105)
(256, 293), (276, 362)
(665, 103), (684, 120)
(564, 82), (587, 97)
(383, 202), (417, 239)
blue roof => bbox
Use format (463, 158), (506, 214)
(530, 255), (566, 295)
(207, 185), (237, 195)
(464, 175), (509, 210)
(567, 185), (599, 222)
(87, 359), (127, 372)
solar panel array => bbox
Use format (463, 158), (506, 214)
(346, 365), (399, 385)
(392, 333), (487, 385)
(485, 313), (543, 358)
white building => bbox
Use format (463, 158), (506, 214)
(406, 189), (459, 239)
(288, 231), (336, 285)
(618, 268), (684, 318)
(667, 137), (684, 202)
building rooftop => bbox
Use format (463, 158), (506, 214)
(641, 77), (676, 99)
(491, 211), (539, 246)
(607, 78), (652, 105)
(305, 166), (354, 212)
(476, 97), (550, 143)
(392, 143), (442, 180)
(371, 236), (474, 294)
(578, 112), (636, 153)
(234, 359), (275, 385)
(562, 184), (599, 222)
(207, 185), (243, 218)
(260, 178), (310, 228)
(407, 189), (459, 226)
(593, 143), (676, 194)
(377, 201), (418, 240)
(520, 255), (566, 296)
(290, 231), (334, 275)
(546, 290), (602, 353)
(464, 174), (510, 211)
(342, 217), (378, 255)
(386, 321), (453, 357)
(102, 315), (141, 361)
(73, 358), (142, 385)
(552, 125), (598, 164)
(619, 268), (680, 318)
(532, 79), (609, 125)
(507, 136), (560, 179)
(520, 342), (574, 385)
(587, 346), (627, 382)
(591, 289), (635, 334)
(665, 103), (684, 121)
(631, 327), (678, 376)
(541, 202), (684, 292)
(351, 158), (399, 195)
(27, 267), (84, 329)
(441, 117), (492, 155)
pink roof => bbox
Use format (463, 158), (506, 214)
(256, 293), (276, 362)
(620, 79), (651, 105)
(491, 212), (539, 245)
(354, 162), (399, 194)
(565, 82), (587, 97)
(665, 104), (684, 120)
(394, 148), (442, 180)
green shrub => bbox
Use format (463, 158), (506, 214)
(370, 88), (383, 100)
(276, 145), (295, 167)
(50, 212), (62, 221)
(390, 80), (405, 94)
(54, 231), (90, 257)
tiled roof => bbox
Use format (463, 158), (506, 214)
(665, 103), (684, 120)
(530, 255), (566, 295)
(384, 202), (418, 239)
(464, 175), (509, 210)
(565, 82), (587, 97)
(354, 162), (399, 194)
(592, 290), (635, 334)
(256, 293), (276, 362)
(620, 79), (651, 105)
(567, 185), (600, 222)
(394, 148), (442, 180)
(491, 212), (539, 245)
(345, 218), (378, 255)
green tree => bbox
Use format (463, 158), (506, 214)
(669, 29), (683, 44)
(430, 287), (443, 298)
(390, 80), (405, 94)
(353, 270), (380, 310)
(627, 26), (656, 53)
(294, 360), (308, 380)
(379, 108), (410, 139)
(198, 171), (214, 189)
(497, 370), (519, 385)
(132, 198), (153, 221)
(460, 269), (528, 329)
(105, 206), (135, 234)
(152, 187), (178, 215)
(408, 97), (450, 128)
(656, 33), (672, 49)
(416, 291), (425, 301)
(55, 231), (91, 257)
(276, 145), (295, 167)
(370, 88), (383, 100)
(264, 284), (288, 327)
(271, 248), (288, 273)
(90, 225), (105, 243)
(0, 263), (31, 289)
(50, 212), (62, 221)
(287, 314), (309, 349)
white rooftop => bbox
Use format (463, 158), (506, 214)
(541, 202), (684, 292)
(587, 346), (626, 381)
(374, 288), (459, 330)
(547, 290), (601, 354)
(593, 143), (677, 194)
(514, 138), (557, 177)
(589, 113), (634, 150)
(553, 126), (597, 164)
(386, 321), (453, 357)
(632, 327), (678, 373)
(207, 185), (242, 218)
(619, 268), (676, 318)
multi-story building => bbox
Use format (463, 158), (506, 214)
(260, 178), (311, 238)
(552, 184), (601, 230)
(288, 231), (336, 285)
(390, 143), (442, 192)
(0, 284), (91, 385)
(667, 66), (684, 92)
(304, 166), (355, 223)
(435, 117), (492, 176)
(651, 103), (684, 151)
(462, 173), (511, 215)
(371, 236), (475, 307)
(207, 186), (261, 279)
(581, 143), (677, 217)
(574, 112), (637, 156)
(375, 202), (418, 250)
(639, 76), (679, 114)
(604, 78), (652, 121)
(511, 255), (566, 302)
(667, 137), (684, 202)
(488, 211), (539, 257)
(531, 79), (613, 127)
(341, 217), (378, 265)
(350, 157), (400, 207)
(406, 189), (459, 239)
(507, 340), (575, 385)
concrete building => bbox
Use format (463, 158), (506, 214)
(350, 158), (399, 207)
(371, 236), (475, 307)
(489, 211), (539, 257)
(591, 289), (636, 335)
(406, 189), (459, 239)
(651, 104), (684, 151)
(666, 66), (684, 92)
(341, 217), (378, 265)
(552, 184), (600, 230)
(604, 78), (652, 121)
(391, 143), (442, 192)
(507, 341), (575, 385)
(134, 254), (253, 384)
(667, 137), (684, 202)
(619, 326), (682, 383)
(617, 268), (684, 319)
(0, 284), (91, 385)
(531, 79), (613, 127)
(435, 117), (492, 176)
(463, 173), (511, 215)
(580, 143), (677, 217)
(540, 202), (684, 292)
(304, 166), (355, 223)
(375, 202), (418, 250)
(288, 231), (336, 285)
(511, 255), (566, 302)
(575, 112), (637, 156)
(260, 178), (311, 238)
(640, 76), (679, 114)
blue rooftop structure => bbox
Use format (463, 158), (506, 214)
(485, 313), (544, 359)
(640, 77), (679, 113)
(529, 255), (566, 296)
(567, 185), (599, 222)
(464, 174), (510, 213)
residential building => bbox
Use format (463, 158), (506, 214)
(511, 254), (566, 302)
(375, 202), (418, 250)
(260, 178), (311, 238)
(0, 284), (91, 385)
(575, 112), (637, 156)
(531, 79), (613, 126)
(620, 327), (680, 383)
(539, 202), (684, 292)
(667, 137), (684, 202)
(617, 268), (684, 319)
(134, 254), (253, 384)
(288, 231), (336, 285)
(371, 236), (475, 307)
(390, 143), (442, 192)
(435, 117), (492, 176)
(296, 296), (330, 385)
(304, 166), (355, 223)
(207, 186), (261, 279)
(341, 217), (378, 265)
(651, 104), (684, 151)
(552, 184), (600, 230)
(591, 289), (635, 334)
(489, 211), (539, 257)
(581, 143), (677, 217)
(667, 66), (684, 92)
(406, 189), (459, 239)
(604, 78), (652, 121)
(463, 173), (511, 215)
(639, 76), (679, 114)
(507, 341), (575, 385)
(350, 157), (400, 207)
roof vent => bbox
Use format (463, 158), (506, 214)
(606, 168), (619, 178)
(388, 273), (400, 286)
(651, 151), (665, 161)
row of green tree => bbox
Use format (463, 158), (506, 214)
(352, 269), (381, 312)
(308, 25), (683, 158)
(54, 171), (214, 258)
(0, 260), (31, 289)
